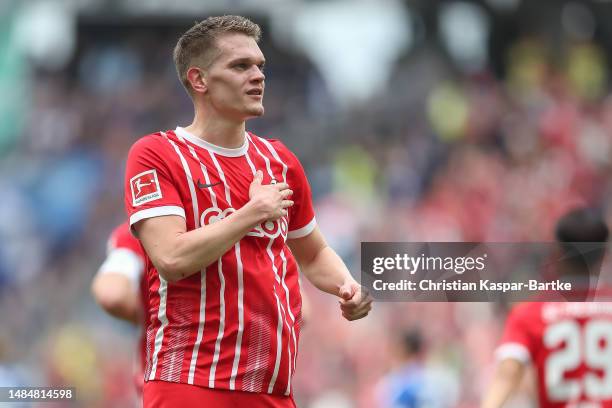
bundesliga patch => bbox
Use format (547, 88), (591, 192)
(130, 169), (162, 206)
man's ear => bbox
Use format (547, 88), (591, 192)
(186, 67), (207, 94)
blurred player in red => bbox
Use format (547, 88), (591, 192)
(124, 15), (372, 407)
(482, 208), (612, 408)
(91, 222), (148, 396)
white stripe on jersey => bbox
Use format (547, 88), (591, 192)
(149, 277), (168, 380)
(248, 135), (275, 183)
(179, 134), (219, 208)
(148, 132), (195, 381)
(249, 136), (296, 394)
(243, 311), (271, 392)
(255, 134), (316, 240)
(175, 133), (211, 384)
(188, 272), (206, 385)
(245, 150), (257, 174)
(259, 136), (299, 389)
(245, 148), (288, 394)
(258, 137), (288, 184)
(165, 133), (200, 233)
(161, 132), (203, 381)
(209, 151), (231, 203)
(209, 257), (226, 388)
(206, 150), (246, 390)
(264, 235), (292, 394)
(280, 249), (298, 395)
(263, 138), (303, 392)
(266, 240), (292, 333)
(268, 291), (284, 394)
(230, 241), (245, 390)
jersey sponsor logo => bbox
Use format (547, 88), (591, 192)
(200, 206), (288, 240)
(130, 169), (162, 206)
(249, 218), (288, 240)
(201, 207), (236, 225)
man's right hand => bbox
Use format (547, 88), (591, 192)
(248, 170), (294, 221)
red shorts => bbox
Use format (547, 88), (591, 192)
(143, 380), (297, 408)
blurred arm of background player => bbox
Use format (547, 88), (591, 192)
(288, 226), (373, 321)
(480, 358), (525, 408)
(91, 247), (144, 324)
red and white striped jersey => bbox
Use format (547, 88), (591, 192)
(124, 127), (315, 396)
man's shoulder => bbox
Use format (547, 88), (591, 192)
(508, 302), (544, 323)
(261, 137), (285, 148)
(247, 132), (299, 163)
(131, 131), (168, 148)
(248, 132), (287, 151)
(127, 131), (175, 160)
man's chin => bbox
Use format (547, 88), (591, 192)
(246, 106), (265, 118)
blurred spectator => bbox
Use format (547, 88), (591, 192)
(374, 329), (459, 408)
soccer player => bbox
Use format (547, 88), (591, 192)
(91, 222), (148, 393)
(124, 16), (372, 407)
(481, 208), (612, 408)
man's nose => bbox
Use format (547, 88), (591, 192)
(251, 67), (265, 82)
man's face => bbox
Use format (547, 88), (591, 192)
(203, 33), (266, 121)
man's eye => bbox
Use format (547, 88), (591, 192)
(234, 63), (247, 70)
(258, 65), (266, 73)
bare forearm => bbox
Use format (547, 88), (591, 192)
(301, 246), (357, 296)
(481, 359), (525, 408)
(91, 275), (142, 324)
(289, 227), (371, 320)
(110, 295), (142, 324)
(481, 380), (514, 408)
(154, 203), (263, 281)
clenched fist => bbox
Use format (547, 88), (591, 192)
(338, 281), (373, 321)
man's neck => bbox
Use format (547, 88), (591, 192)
(184, 109), (246, 149)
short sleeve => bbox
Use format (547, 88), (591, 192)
(495, 304), (535, 364)
(284, 149), (316, 239)
(111, 223), (145, 257)
(125, 135), (185, 230)
(97, 223), (146, 290)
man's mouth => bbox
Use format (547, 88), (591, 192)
(246, 89), (263, 97)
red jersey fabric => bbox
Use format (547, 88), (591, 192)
(124, 127), (315, 397)
(497, 302), (612, 407)
(101, 222), (149, 387)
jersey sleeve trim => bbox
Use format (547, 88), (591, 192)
(97, 248), (144, 290)
(288, 217), (316, 239)
(495, 342), (531, 364)
(129, 206), (186, 227)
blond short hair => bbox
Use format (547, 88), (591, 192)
(173, 15), (262, 94)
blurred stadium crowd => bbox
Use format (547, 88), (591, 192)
(1, 0), (612, 406)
